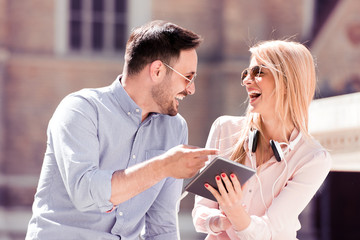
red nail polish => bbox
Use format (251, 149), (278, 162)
(216, 176), (221, 181)
(204, 183), (209, 188)
(230, 174), (235, 178)
(221, 173), (226, 178)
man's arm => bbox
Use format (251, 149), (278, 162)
(110, 145), (218, 205)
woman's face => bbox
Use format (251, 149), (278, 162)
(242, 57), (277, 119)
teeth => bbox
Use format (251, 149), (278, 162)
(176, 95), (185, 100)
(248, 90), (261, 98)
(248, 90), (261, 95)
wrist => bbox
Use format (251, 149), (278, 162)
(227, 208), (251, 231)
(151, 155), (170, 180)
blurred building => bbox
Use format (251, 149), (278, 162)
(0, 0), (359, 239)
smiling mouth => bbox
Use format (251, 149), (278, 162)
(248, 90), (262, 102)
(174, 94), (186, 106)
(175, 90), (188, 102)
(175, 94), (185, 101)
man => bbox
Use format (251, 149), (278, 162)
(26, 20), (217, 240)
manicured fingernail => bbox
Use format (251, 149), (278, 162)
(230, 174), (235, 178)
(216, 176), (221, 181)
(204, 183), (209, 188)
(221, 173), (226, 178)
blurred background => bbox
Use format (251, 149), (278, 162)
(0, 0), (359, 239)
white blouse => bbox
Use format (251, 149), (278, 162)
(192, 115), (332, 240)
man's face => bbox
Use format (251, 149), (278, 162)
(151, 49), (198, 116)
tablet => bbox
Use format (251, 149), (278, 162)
(184, 156), (256, 201)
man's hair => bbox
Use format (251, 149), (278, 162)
(124, 20), (203, 75)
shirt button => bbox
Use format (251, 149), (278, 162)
(127, 112), (131, 115)
(132, 155), (136, 159)
(118, 211), (123, 216)
(135, 109), (140, 112)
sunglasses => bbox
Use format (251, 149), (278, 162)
(241, 65), (266, 86)
(162, 62), (197, 89)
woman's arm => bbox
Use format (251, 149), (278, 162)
(205, 150), (331, 240)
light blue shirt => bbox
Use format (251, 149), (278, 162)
(26, 76), (188, 240)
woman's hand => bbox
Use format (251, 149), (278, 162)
(205, 173), (251, 231)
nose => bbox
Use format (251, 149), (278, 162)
(186, 82), (195, 95)
(242, 75), (254, 86)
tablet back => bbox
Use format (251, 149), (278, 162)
(184, 156), (256, 201)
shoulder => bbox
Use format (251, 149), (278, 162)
(53, 86), (112, 122)
(206, 115), (245, 149)
(60, 86), (109, 107)
(294, 137), (332, 171)
(301, 138), (331, 160)
(211, 115), (246, 131)
(70, 86), (109, 102)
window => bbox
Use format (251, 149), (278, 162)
(55, 0), (151, 56)
(68, 0), (128, 53)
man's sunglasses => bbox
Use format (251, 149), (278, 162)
(162, 62), (196, 89)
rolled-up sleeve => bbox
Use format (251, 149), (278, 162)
(50, 95), (114, 212)
(192, 196), (221, 235)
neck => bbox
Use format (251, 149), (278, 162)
(121, 74), (153, 122)
(261, 116), (295, 143)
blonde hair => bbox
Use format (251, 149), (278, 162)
(230, 40), (317, 165)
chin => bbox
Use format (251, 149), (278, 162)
(248, 105), (256, 112)
(168, 107), (178, 116)
(164, 105), (178, 116)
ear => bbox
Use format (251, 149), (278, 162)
(149, 60), (166, 83)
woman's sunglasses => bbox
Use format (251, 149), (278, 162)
(241, 65), (265, 86)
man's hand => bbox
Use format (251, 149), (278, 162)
(160, 145), (218, 179)
(110, 145), (217, 205)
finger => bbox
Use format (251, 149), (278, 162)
(221, 173), (235, 195)
(215, 175), (229, 197)
(229, 173), (242, 193)
(204, 183), (222, 201)
(190, 148), (219, 157)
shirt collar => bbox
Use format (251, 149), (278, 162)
(110, 75), (160, 120)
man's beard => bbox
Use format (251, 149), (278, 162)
(151, 80), (187, 116)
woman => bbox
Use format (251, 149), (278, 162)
(192, 40), (331, 239)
